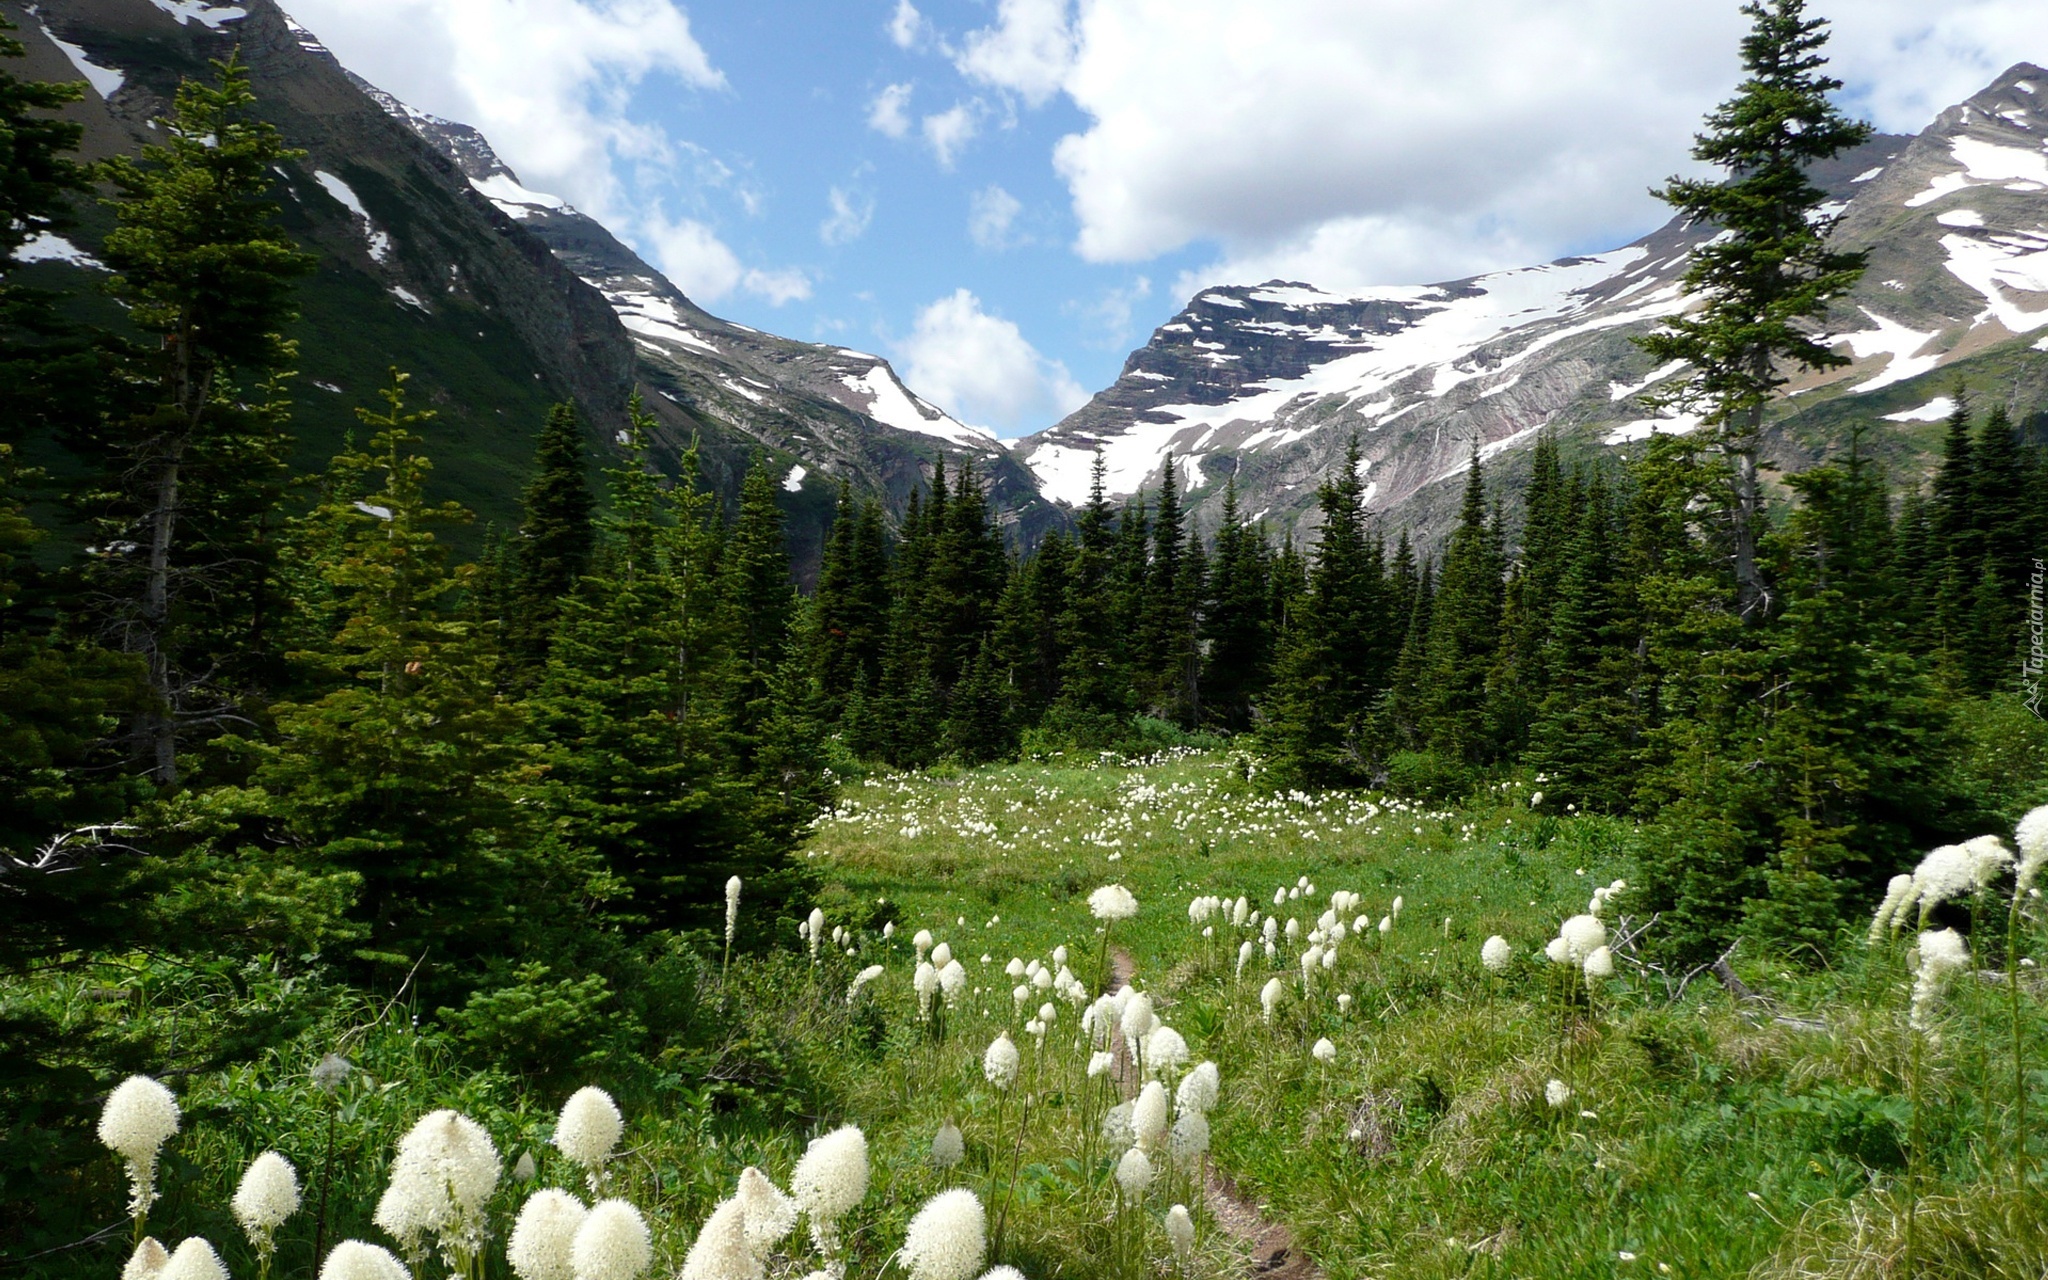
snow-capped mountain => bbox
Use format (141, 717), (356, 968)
(12, 0), (1063, 569)
(1017, 65), (2048, 542)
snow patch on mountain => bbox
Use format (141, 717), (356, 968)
(838, 365), (994, 449)
(1837, 309), (1943, 392)
(1940, 229), (2048, 333)
(42, 27), (124, 98)
(148, 1), (248, 29)
(314, 171), (393, 264)
(1883, 396), (1957, 422)
(471, 173), (571, 219)
(16, 233), (105, 269)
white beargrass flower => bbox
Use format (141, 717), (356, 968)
(1583, 946), (1615, 981)
(1115, 1146), (1154, 1200)
(1168, 1109), (1210, 1170)
(914, 962), (939, 1019)
(848, 964), (885, 1003)
(1120, 991), (1155, 1044)
(938, 960), (967, 1006)
(2018, 805), (2048, 894)
(1145, 1025), (1189, 1078)
(1558, 915), (1608, 963)
(791, 1124), (868, 1252)
(730, 1168), (796, 1258)
(1166, 1204), (1196, 1261)
(233, 1150), (300, 1267)
(554, 1088), (624, 1185)
(99, 1075), (180, 1220)
(678, 1199), (758, 1280)
(159, 1238), (228, 1280)
(1311, 1038), (1337, 1064)
(509, 1189), (588, 1280)
(931, 1120), (965, 1170)
(1481, 936), (1511, 972)
(1903, 840), (2013, 927)
(1868, 874), (1915, 943)
(375, 1109), (500, 1261)
(1910, 928), (1972, 1032)
(1300, 945), (1322, 989)
(1088, 1050), (1116, 1078)
(983, 1033), (1021, 1089)
(1260, 977), (1285, 1022)
(1133, 1081), (1170, 1152)
(1101, 1101), (1135, 1147)
(1544, 936), (1571, 965)
(571, 1200), (651, 1280)
(976, 1269), (1027, 1280)
(1545, 1079), (1571, 1108)
(931, 941), (953, 968)
(914, 929), (934, 958)
(1005, 957), (1025, 978)
(807, 908), (827, 961)
(318, 1241), (410, 1280)
(900, 1188), (987, 1280)
(1235, 940), (1255, 980)
(1089, 884), (1139, 922)
(123, 1238), (170, 1280)
(1177, 1061), (1220, 1115)
(725, 877), (742, 946)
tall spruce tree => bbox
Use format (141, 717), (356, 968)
(505, 403), (596, 678)
(1635, 0), (1871, 625)
(1201, 477), (1273, 732)
(1416, 446), (1506, 767)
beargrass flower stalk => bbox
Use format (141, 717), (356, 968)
(1482, 936), (1511, 972)
(320, 1241), (410, 1280)
(1584, 947), (1615, 981)
(509, 1189), (588, 1280)
(1311, 1037), (1337, 1064)
(374, 1108), (500, 1276)
(158, 1238), (228, 1280)
(1168, 1109), (1210, 1173)
(1177, 1061), (1219, 1115)
(1545, 1079), (1571, 1108)
(99, 1075), (180, 1240)
(678, 1199), (757, 1280)
(807, 908), (827, 963)
(554, 1087), (624, 1194)
(1868, 874), (1915, 944)
(899, 1188), (986, 1280)
(1089, 884), (1138, 989)
(1260, 977), (1284, 1023)
(571, 1200), (651, 1280)
(1166, 1203), (1196, 1271)
(123, 1238), (170, 1280)
(1910, 929), (1970, 1033)
(791, 1125), (868, 1257)
(1101, 1101), (1135, 1148)
(1114, 1147), (1153, 1201)
(848, 964), (885, 1004)
(233, 1151), (302, 1280)
(931, 1120), (965, 1171)
(1144, 1025), (1188, 1080)
(914, 929), (934, 961)
(1133, 1081), (1170, 1153)
(932, 941), (953, 968)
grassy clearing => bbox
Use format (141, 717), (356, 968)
(29, 750), (2045, 1279)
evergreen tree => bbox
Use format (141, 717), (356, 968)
(718, 457), (797, 760)
(1417, 446), (1506, 766)
(1526, 474), (1639, 811)
(1635, 0), (1871, 624)
(1050, 457), (1133, 742)
(505, 403), (596, 678)
(1202, 477), (1273, 733)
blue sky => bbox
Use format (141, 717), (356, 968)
(286, 0), (2048, 438)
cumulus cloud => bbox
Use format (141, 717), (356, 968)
(968, 185), (1024, 250)
(821, 183), (876, 245)
(1030, 0), (2048, 292)
(640, 212), (810, 305)
(888, 0), (926, 50)
(868, 82), (915, 138)
(1070, 275), (1153, 350)
(922, 102), (980, 168)
(898, 289), (1088, 436)
(957, 0), (1076, 107)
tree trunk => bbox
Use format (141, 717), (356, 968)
(143, 441), (184, 787)
(1730, 351), (1774, 626)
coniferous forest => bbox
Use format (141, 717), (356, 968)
(7, 4), (2048, 1279)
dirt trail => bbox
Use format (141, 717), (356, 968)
(1108, 949), (1324, 1279)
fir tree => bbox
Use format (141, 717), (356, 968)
(1417, 446), (1506, 766)
(1201, 477), (1273, 733)
(718, 457), (797, 759)
(1634, 0), (1871, 625)
(505, 403), (596, 678)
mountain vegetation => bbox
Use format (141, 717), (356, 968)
(4, 4), (2048, 1279)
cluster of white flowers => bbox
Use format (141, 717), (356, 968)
(983, 1032), (1021, 1090)
(847, 963), (885, 1004)
(158, 1239), (229, 1280)
(790, 1124), (868, 1256)
(1311, 1037), (1337, 1064)
(1088, 884), (1139, 922)
(554, 1087), (624, 1191)
(725, 876), (742, 947)
(98, 1075), (180, 1222)
(1909, 928), (1971, 1032)
(509, 1188), (587, 1280)
(317, 1240), (410, 1280)
(574, 1200), (653, 1280)
(2018, 805), (2048, 893)
(373, 1109), (501, 1267)
(930, 1120), (965, 1170)
(232, 1150), (301, 1271)
(1481, 935), (1512, 972)
(899, 1187), (986, 1280)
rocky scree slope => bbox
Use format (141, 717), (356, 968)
(1018, 65), (2048, 547)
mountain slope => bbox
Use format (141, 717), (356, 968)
(1017, 65), (2048, 545)
(10, 0), (1063, 570)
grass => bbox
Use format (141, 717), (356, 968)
(13, 749), (2044, 1279)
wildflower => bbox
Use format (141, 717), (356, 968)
(1101, 1100), (1135, 1146)
(1088, 1050), (1116, 1078)
(99, 1075), (180, 1220)
(1868, 874), (1915, 943)
(1910, 928), (1971, 1032)
(1005, 958), (1025, 978)
(124, 1239), (170, 1280)
(1392, 895), (1404, 921)
(1169, 1109), (1210, 1170)
(932, 1120), (965, 1169)
(159, 1239), (228, 1280)
(807, 908), (827, 961)
(1544, 936), (1571, 965)
(900, 1188), (987, 1280)
(848, 964), (885, 1003)
(914, 929), (934, 958)
(932, 941), (953, 968)
(233, 1150), (301, 1266)
(312, 1053), (352, 1095)
(1311, 1038), (1336, 1064)
(1113, 1146), (1155, 1201)
(984, 1033), (1021, 1089)
(1177, 1061), (1220, 1115)
(1121, 991), (1156, 1043)
(554, 1088), (624, 1183)
(1481, 936), (1512, 972)
(509, 1189), (587, 1280)
(1145, 1025), (1189, 1078)
(1088, 885), (1139, 922)
(678, 1200), (757, 1280)
(1584, 946), (1615, 981)
(571, 1200), (651, 1280)
(1545, 1079), (1571, 1108)
(1133, 1081), (1170, 1151)
(1378, 916), (1392, 935)
(1236, 940), (1255, 979)
(914, 962), (939, 1019)
(1166, 1204), (1196, 1262)
(1903, 840), (2014, 927)
(1558, 915), (1608, 963)
(977, 1269), (1027, 1280)
(1260, 977), (1285, 1022)
(2018, 805), (2048, 893)
(374, 1109), (500, 1261)
(514, 1151), (538, 1182)
(938, 960), (968, 1006)
(1300, 945), (1322, 988)
(725, 877), (742, 946)
(318, 1242), (410, 1280)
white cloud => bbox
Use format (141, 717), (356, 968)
(898, 289), (1087, 436)
(286, 0), (724, 225)
(1038, 0), (2048, 292)
(957, 0), (1075, 107)
(868, 82), (914, 138)
(887, 0), (926, 50)
(922, 102), (980, 168)
(821, 184), (875, 245)
(638, 212), (810, 305)
(1071, 275), (1153, 350)
(969, 185), (1024, 249)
